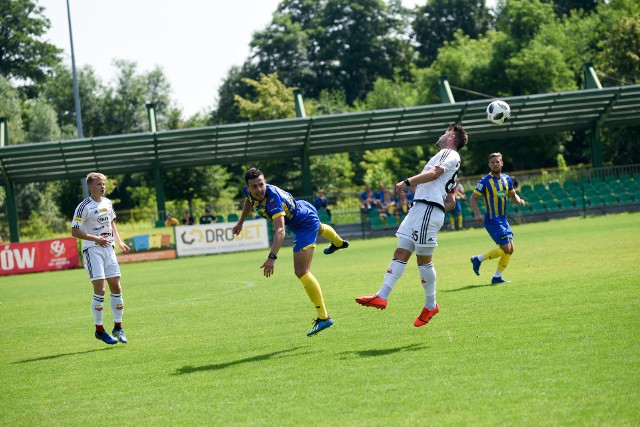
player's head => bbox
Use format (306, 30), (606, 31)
(488, 152), (504, 174)
(436, 124), (468, 150)
(86, 172), (107, 198)
(245, 167), (267, 201)
(449, 124), (468, 150)
(86, 172), (107, 186)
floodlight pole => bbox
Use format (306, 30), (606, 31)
(294, 89), (313, 198)
(438, 76), (455, 104)
(146, 103), (167, 227)
(66, 0), (88, 198)
(0, 117), (20, 242)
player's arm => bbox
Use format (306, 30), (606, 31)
(509, 190), (526, 206)
(71, 226), (111, 247)
(470, 192), (484, 222)
(444, 191), (456, 212)
(395, 166), (444, 192)
(261, 214), (285, 278)
(233, 197), (253, 235)
(111, 220), (130, 253)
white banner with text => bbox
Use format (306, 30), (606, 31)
(175, 219), (269, 257)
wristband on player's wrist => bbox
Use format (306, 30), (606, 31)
(404, 178), (411, 187)
(268, 253), (277, 260)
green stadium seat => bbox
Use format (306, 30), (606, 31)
(545, 200), (561, 211)
(617, 193), (634, 204)
(367, 209), (384, 229)
(520, 184), (533, 194)
(558, 198), (575, 209)
(604, 175), (618, 185)
(317, 209), (331, 224)
(588, 196), (605, 207)
(385, 214), (398, 227)
(534, 183), (547, 193)
(227, 213), (239, 222)
(216, 215), (225, 223)
(529, 200), (547, 213)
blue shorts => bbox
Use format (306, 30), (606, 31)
(289, 200), (320, 252)
(452, 201), (462, 214)
(485, 221), (513, 246)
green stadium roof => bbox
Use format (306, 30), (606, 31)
(1, 84), (639, 184)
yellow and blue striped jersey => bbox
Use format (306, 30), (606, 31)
(473, 173), (515, 223)
(243, 184), (308, 227)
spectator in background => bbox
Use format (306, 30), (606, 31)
(165, 215), (180, 227)
(313, 189), (332, 221)
(182, 212), (194, 225)
(447, 179), (466, 231)
(200, 207), (217, 224)
(375, 182), (387, 206)
(360, 184), (377, 212)
(380, 190), (396, 224)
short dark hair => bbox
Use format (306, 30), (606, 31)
(449, 124), (468, 150)
(245, 167), (263, 184)
(489, 152), (502, 161)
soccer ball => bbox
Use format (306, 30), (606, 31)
(486, 100), (511, 125)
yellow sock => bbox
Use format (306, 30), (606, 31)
(457, 214), (463, 229)
(319, 224), (343, 247)
(449, 216), (455, 229)
(497, 253), (511, 272)
(483, 247), (505, 260)
(300, 272), (328, 319)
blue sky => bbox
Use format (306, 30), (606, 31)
(39, 0), (495, 117)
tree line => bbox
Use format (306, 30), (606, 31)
(0, 0), (638, 238)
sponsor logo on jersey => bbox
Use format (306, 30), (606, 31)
(74, 216), (82, 222)
(99, 208), (108, 213)
(97, 215), (110, 224)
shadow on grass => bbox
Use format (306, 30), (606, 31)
(339, 342), (426, 359)
(12, 347), (114, 364)
(442, 283), (493, 292)
(174, 347), (305, 375)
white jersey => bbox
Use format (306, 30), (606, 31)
(71, 197), (117, 250)
(413, 149), (461, 208)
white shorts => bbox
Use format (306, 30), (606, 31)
(82, 246), (121, 281)
(396, 202), (445, 249)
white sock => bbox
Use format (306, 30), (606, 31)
(419, 262), (437, 310)
(477, 254), (485, 262)
(110, 293), (124, 323)
(92, 294), (104, 326)
(494, 270), (502, 278)
(377, 259), (407, 300)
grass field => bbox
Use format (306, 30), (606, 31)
(1, 213), (639, 426)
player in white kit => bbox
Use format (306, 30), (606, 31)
(356, 124), (468, 327)
(71, 173), (131, 345)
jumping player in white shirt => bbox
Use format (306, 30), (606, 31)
(355, 124), (468, 327)
(71, 173), (130, 345)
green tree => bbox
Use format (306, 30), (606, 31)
(0, 76), (26, 143)
(23, 98), (62, 143)
(234, 73), (296, 121)
(412, 0), (492, 66)
(0, 0), (62, 84)
(163, 166), (233, 214)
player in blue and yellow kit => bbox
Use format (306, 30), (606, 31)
(232, 168), (349, 336)
(469, 153), (526, 284)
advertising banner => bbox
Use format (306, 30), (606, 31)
(118, 232), (176, 263)
(175, 219), (269, 257)
(0, 238), (79, 276)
